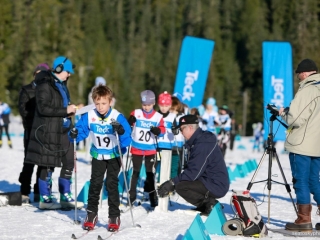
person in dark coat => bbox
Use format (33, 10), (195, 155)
(25, 56), (83, 210)
(18, 63), (50, 204)
(157, 115), (229, 216)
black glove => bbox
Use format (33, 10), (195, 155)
(128, 115), (136, 126)
(202, 119), (208, 125)
(111, 120), (125, 135)
(150, 126), (161, 136)
(282, 107), (289, 115)
(172, 126), (179, 135)
(157, 180), (175, 198)
(70, 128), (78, 139)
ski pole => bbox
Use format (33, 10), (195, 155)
(173, 135), (182, 174)
(121, 124), (135, 205)
(73, 137), (80, 225)
(120, 143), (132, 204)
(115, 131), (141, 228)
(154, 135), (161, 161)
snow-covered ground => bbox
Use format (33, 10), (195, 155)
(0, 116), (320, 239)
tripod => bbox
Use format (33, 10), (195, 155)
(246, 114), (298, 223)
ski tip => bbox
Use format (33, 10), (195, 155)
(71, 233), (77, 239)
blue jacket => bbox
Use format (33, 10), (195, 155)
(172, 128), (229, 198)
(72, 108), (132, 157)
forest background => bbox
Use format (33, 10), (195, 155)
(0, 0), (319, 135)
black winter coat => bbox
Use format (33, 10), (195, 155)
(25, 71), (73, 167)
(172, 128), (229, 198)
(18, 81), (37, 129)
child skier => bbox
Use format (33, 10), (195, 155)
(216, 105), (231, 157)
(170, 96), (185, 177)
(127, 90), (165, 208)
(69, 85), (132, 232)
(202, 97), (219, 134)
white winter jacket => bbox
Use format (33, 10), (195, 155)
(281, 73), (320, 156)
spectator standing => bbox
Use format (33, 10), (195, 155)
(25, 56), (84, 210)
(279, 59), (320, 231)
(18, 62), (50, 204)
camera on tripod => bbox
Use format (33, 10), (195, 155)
(266, 103), (279, 116)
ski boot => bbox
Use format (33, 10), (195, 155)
(107, 216), (120, 232)
(83, 210), (98, 230)
(8, 140), (12, 148)
(59, 177), (84, 209)
(38, 177), (61, 210)
(0, 140), (2, 148)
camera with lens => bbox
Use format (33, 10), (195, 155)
(266, 104), (279, 116)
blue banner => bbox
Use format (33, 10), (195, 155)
(262, 41), (293, 141)
(173, 36), (215, 108)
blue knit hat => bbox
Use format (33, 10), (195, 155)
(206, 97), (216, 106)
(95, 76), (106, 86)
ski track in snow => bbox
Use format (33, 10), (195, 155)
(0, 117), (319, 239)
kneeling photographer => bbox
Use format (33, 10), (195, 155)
(277, 59), (320, 231)
(157, 115), (229, 216)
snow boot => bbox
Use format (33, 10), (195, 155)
(0, 140), (2, 148)
(58, 177), (84, 209)
(21, 195), (30, 204)
(38, 178), (61, 210)
(315, 205), (320, 230)
(191, 205), (206, 213)
(201, 197), (219, 216)
(83, 210), (98, 230)
(108, 216), (120, 232)
(8, 140), (12, 148)
(285, 204), (312, 231)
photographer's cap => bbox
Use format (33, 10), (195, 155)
(177, 114), (199, 129)
(295, 59), (318, 73)
(141, 90), (155, 105)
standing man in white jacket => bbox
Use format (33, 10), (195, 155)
(279, 59), (320, 231)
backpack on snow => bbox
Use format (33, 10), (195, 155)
(222, 190), (267, 237)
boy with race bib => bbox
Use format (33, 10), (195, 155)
(127, 90), (165, 208)
(69, 85), (131, 232)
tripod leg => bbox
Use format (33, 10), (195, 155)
(267, 147), (274, 224)
(273, 150), (298, 216)
(246, 150), (268, 190)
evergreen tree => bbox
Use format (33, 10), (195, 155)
(0, 0), (13, 103)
